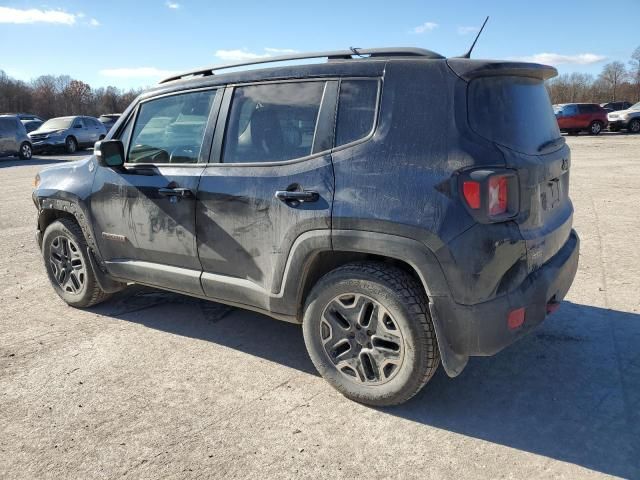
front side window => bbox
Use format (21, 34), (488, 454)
(335, 79), (378, 147)
(127, 89), (216, 164)
(222, 81), (325, 164)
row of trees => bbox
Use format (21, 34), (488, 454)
(1, 46), (639, 119)
(546, 47), (640, 105)
(0, 70), (142, 120)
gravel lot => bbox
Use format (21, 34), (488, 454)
(1, 135), (639, 479)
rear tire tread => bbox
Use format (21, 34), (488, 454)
(305, 261), (439, 406)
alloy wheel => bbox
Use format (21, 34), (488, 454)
(49, 235), (86, 294)
(66, 138), (77, 153)
(21, 143), (32, 159)
(320, 293), (405, 385)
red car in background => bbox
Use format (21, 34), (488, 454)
(553, 103), (608, 135)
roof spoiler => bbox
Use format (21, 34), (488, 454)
(447, 59), (558, 81)
(159, 47), (445, 84)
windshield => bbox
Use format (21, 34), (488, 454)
(630, 102), (640, 111)
(468, 76), (560, 155)
(41, 117), (73, 130)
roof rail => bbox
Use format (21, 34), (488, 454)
(159, 47), (444, 84)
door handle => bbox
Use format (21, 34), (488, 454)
(275, 190), (319, 203)
(158, 187), (193, 198)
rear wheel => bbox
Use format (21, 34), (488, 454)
(19, 142), (32, 160)
(65, 136), (77, 154)
(589, 121), (603, 135)
(629, 119), (640, 134)
(303, 262), (440, 406)
(42, 218), (111, 308)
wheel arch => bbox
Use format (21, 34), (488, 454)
(279, 229), (468, 378)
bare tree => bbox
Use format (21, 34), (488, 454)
(599, 61), (628, 101)
(629, 46), (640, 102)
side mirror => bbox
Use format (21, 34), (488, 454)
(74, 124), (83, 129)
(95, 140), (125, 167)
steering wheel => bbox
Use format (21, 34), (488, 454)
(169, 145), (198, 163)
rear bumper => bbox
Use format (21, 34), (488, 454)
(431, 229), (579, 357)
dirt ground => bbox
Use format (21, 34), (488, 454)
(1, 135), (639, 479)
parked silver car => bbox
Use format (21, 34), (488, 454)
(29, 116), (107, 154)
(607, 102), (640, 133)
(0, 115), (32, 159)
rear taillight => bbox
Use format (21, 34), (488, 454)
(459, 169), (518, 222)
(462, 181), (481, 209)
(488, 175), (508, 216)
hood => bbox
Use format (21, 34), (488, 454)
(608, 107), (640, 118)
(39, 156), (93, 175)
(29, 128), (67, 136)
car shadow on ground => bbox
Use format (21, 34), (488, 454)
(93, 288), (640, 478)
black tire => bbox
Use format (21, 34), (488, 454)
(303, 262), (440, 406)
(589, 121), (603, 135)
(65, 136), (78, 154)
(19, 142), (32, 160)
(42, 218), (111, 308)
(629, 118), (640, 134)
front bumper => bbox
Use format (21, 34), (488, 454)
(608, 119), (627, 129)
(431, 229), (579, 357)
(31, 139), (65, 152)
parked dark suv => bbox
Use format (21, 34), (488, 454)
(32, 48), (579, 406)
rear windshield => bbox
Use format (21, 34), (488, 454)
(468, 76), (560, 155)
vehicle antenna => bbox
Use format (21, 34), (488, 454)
(459, 16), (489, 58)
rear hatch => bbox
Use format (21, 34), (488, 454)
(449, 60), (573, 273)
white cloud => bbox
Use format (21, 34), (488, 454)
(99, 67), (176, 78)
(214, 48), (298, 62)
(89, 18), (100, 27)
(411, 22), (438, 34)
(166, 1), (181, 9)
(457, 26), (479, 35)
(0, 6), (77, 25)
(264, 47), (299, 55)
(515, 52), (607, 66)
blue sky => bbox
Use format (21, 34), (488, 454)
(1, 0), (639, 90)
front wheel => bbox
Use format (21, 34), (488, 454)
(303, 262), (440, 406)
(629, 119), (640, 134)
(19, 142), (32, 160)
(65, 136), (77, 154)
(42, 218), (111, 308)
(589, 121), (603, 135)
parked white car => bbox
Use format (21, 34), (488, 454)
(608, 102), (640, 133)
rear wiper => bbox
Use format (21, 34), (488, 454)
(538, 137), (566, 153)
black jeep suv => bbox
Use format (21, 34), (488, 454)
(32, 48), (579, 406)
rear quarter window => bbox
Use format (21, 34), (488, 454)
(468, 76), (560, 155)
(335, 79), (379, 147)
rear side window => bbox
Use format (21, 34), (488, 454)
(469, 76), (560, 155)
(222, 81), (325, 164)
(335, 79), (378, 147)
(0, 118), (12, 133)
(127, 89), (217, 164)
